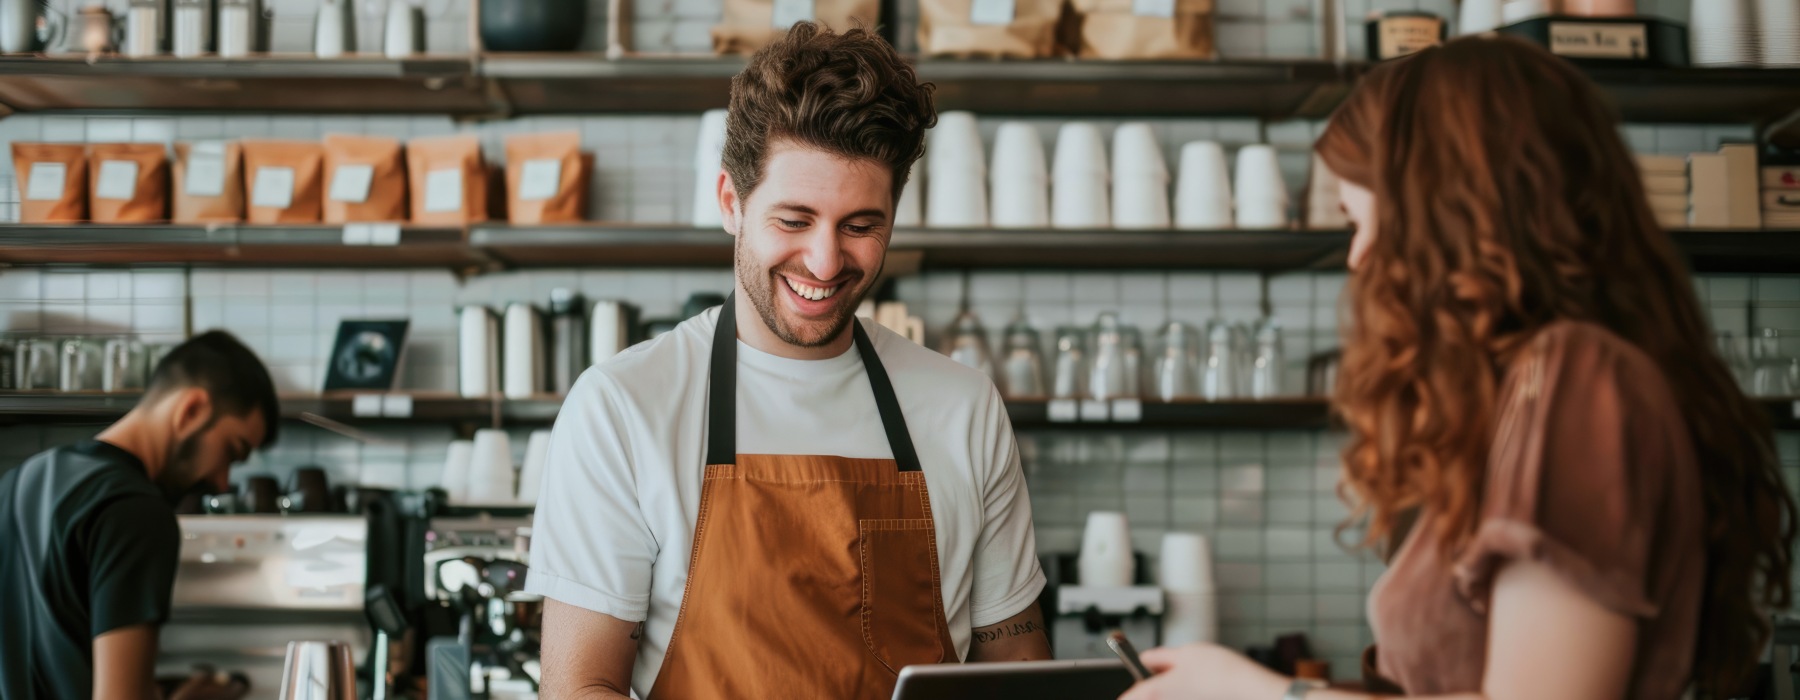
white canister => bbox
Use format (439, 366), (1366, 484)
(589, 300), (629, 365)
(0, 0), (38, 54)
(381, 0), (418, 57)
(458, 306), (498, 398)
(172, 0), (211, 57)
(216, 0), (256, 57)
(313, 0), (349, 57)
(502, 302), (543, 400)
(125, 2), (163, 57)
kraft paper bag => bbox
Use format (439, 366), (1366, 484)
(88, 143), (170, 223)
(919, 0), (1063, 58)
(323, 133), (409, 224)
(406, 134), (489, 225)
(1068, 0), (1214, 59)
(12, 143), (89, 223)
(713, 0), (881, 55)
(242, 139), (325, 224)
(504, 131), (588, 225)
(173, 141), (246, 223)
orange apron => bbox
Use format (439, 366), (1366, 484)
(647, 299), (958, 699)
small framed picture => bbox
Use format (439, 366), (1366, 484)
(324, 320), (410, 391)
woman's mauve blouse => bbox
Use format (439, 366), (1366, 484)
(1367, 321), (1706, 698)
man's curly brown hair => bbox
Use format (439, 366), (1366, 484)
(722, 21), (936, 206)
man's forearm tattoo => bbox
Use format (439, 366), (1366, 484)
(973, 620), (1042, 645)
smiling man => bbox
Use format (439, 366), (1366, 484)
(527, 22), (1049, 700)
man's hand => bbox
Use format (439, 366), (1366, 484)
(966, 603), (1052, 662)
(166, 667), (250, 700)
(539, 598), (643, 699)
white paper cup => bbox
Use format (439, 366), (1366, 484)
(1053, 122), (1109, 180)
(991, 122), (1049, 228)
(927, 111), (986, 174)
(467, 429), (516, 504)
(1158, 531), (1215, 593)
(928, 168), (988, 227)
(1113, 174), (1172, 229)
(1111, 122), (1167, 181)
(1175, 141), (1234, 229)
(517, 429), (552, 505)
(1054, 172), (1111, 229)
(691, 109), (728, 227)
(1234, 145), (1288, 201)
(441, 440), (474, 502)
(1079, 511), (1136, 587)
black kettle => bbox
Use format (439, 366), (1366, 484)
(479, 0), (586, 52)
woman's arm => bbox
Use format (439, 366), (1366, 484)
(1119, 557), (1637, 700)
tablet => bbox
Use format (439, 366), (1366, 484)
(891, 659), (1136, 700)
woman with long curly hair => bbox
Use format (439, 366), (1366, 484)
(1122, 36), (1794, 700)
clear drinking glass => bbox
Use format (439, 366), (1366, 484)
(1153, 322), (1201, 402)
(1251, 318), (1284, 399)
(1052, 326), (1088, 400)
(1202, 320), (1237, 400)
(1752, 328), (1797, 397)
(1000, 318), (1046, 400)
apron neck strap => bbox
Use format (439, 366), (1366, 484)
(705, 294), (923, 473)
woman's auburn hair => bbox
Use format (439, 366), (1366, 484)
(1316, 35), (1795, 695)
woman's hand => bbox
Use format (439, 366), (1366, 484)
(1118, 643), (1290, 700)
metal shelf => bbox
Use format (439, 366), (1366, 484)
(0, 54), (1790, 124)
(0, 55), (489, 114)
(470, 224), (1354, 271)
(0, 224), (484, 269)
(4, 393), (1790, 430)
(3, 224), (1795, 274)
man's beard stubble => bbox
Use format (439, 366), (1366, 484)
(734, 235), (880, 348)
(155, 424), (211, 504)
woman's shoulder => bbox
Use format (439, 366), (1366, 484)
(1510, 321), (1668, 399)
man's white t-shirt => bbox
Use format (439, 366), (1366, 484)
(524, 307), (1046, 697)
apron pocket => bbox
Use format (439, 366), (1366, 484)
(859, 518), (951, 674)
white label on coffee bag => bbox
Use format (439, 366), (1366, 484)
(1548, 22), (1647, 59)
(329, 164), (375, 203)
(423, 168), (463, 213)
(772, 0), (814, 28)
(519, 159), (562, 202)
(185, 142), (228, 197)
(95, 160), (140, 201)
(252, 166), (296, 209)
(970, 0), (1015, 26)
(1132, 0), (1175, 19)
(25, 163), (66, 201)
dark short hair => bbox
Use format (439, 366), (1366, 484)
(722, 21), (936, 204)
(144, 330), (280, 448)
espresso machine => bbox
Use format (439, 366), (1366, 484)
(418, 514), (540, 700)
(160, 515), (372, 699)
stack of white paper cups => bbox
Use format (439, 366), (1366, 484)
(466, 429), (516, 504)
(1175, 141), (1233, 229)
(1112, 123), (1171, 229)
(517, 429), (552, 505)
(1052, 123), (1111, 229)
(1235, 145), (1291, 229)
(691, 109), (729, 227)
(1160, 531), (1219, 645)
(440, 440), (475, 502)
(1306, 154), (1349, 229)
(927, 111), (988, 227)
(990, 122), (1050, 228)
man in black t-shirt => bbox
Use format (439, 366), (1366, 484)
(0, 330), (279, 700)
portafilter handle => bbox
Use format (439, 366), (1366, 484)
(277, 641), (357, 700)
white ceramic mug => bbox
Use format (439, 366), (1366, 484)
(458, 306), (497, 398)
(1079, 511), (1136, 587)
(990, 122), (1049, 228)
(466, 429), (515, 504)
(691, 109), (729, 227)
(1175, 141), (1234, 229)
(1053, 123), (1110, 229)
(440, 440), (474, 502)
(517, 429), (552, 505)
